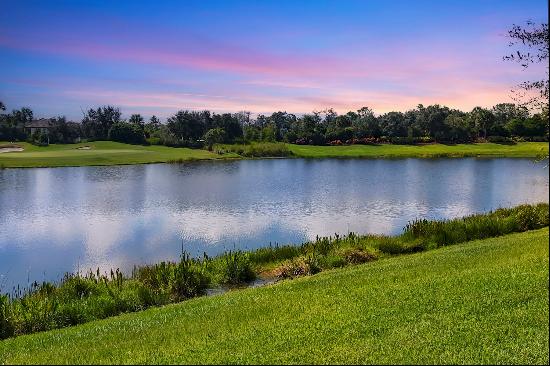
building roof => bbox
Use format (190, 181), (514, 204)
(25, 119), (54, 128)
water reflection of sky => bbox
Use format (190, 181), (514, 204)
(0, 158), (548, 290)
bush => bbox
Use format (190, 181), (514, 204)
(204, 128), (226, 151)
(487, 135), (515, 144)
(108, 122), (145, 144)
(146, 137), (161, 145)
(348, 137), (378, 145)
(30, 130), (49, 146)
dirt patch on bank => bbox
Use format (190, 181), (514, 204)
(0, 144), (24, 153)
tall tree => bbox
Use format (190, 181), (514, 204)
(129, 114), (144, 126)
(353, 106), (380, 138)
(444, 111), (471, 142)
(81, 106), (123, 140)
(129, 114), (145, 136)
(167, 110), (204, 142)
(470, 107), (495, 139)
(379, 112), (407, 138)
(145, 115), (161, 138)
(492, 103), (529, 135)
(504, 21), (549, 111)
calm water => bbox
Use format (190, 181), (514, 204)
(0, 158), (548, 290)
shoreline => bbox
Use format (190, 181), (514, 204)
(0, 141), (547, 169)
(1, 203), (548, 341)
(1, 227), (548, 364)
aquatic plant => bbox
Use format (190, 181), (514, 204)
(217, 250), (256, 285)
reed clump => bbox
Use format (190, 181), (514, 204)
(214, 142), (292, 157)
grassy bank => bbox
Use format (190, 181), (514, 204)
(288, 141), (549, 159)
(1, 203), (547, 341)
(1, 227), (548, 364)
(0, 141), (547, 168)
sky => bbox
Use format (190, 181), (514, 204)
(0, 0), (548, 121)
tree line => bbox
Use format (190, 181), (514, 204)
(0, 101), (548, 147)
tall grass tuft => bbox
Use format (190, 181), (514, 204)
(400, 203), (549, 248)
(214, 142), (292, 157)
(133, 253), (209, 302)
(217, 251), (256, 285)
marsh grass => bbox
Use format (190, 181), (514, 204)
(214, 142), (292, 157)
(0, 203), (547, 340)
(212, 250), (256, 285)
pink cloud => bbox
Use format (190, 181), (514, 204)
(0, 29), (496, 83)
(1, 24), (537, 117)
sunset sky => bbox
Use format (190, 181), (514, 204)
(1, 0), (548, 121)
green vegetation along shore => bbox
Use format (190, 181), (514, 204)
(0, 141), (548, 168)
(1, 227), (548, 364)
(1, 203), (547, 341)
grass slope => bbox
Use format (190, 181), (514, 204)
(1, 228), (548, 364)
(0, 141), (547, 168)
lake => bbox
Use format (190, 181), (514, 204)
(1, 158), (548, 290)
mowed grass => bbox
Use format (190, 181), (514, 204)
(0, 141), (238, 168)
(0, 141), (547, 168)
(1, 228), (547, 364)
(288, 142), (549, 159)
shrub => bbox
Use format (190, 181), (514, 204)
(487, 135), (515, 144)
(146, 137), (161, 145)
(30, 130), (49, 146)
(204, 128), (226, 151)
(108, 122), (145, 144)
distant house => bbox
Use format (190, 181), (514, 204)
(25, 118), (54, 136)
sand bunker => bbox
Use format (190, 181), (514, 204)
(0, 146), (24, 153)
(77, 146), (92, 150)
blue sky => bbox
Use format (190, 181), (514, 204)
(0, 0), (547, 120)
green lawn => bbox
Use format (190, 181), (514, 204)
(0, 141), (547, 168)
(288, 141), (549, 159)
(0, 141), (238, 168)
(1, 228), (547, 364)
